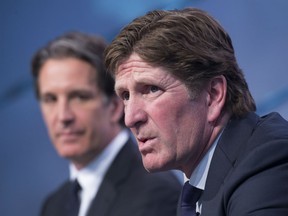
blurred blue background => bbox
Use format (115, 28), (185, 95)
(1, 0), (288, 215)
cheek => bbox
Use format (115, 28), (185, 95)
(83, 107), (110, 138)
(153, 99), (189, 134)
(77, 104), (104, 122)
(156, 99), (205, 150)
(41, 108), (55, 134)
(149, 102), (184, 152)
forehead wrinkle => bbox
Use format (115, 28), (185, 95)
(135, 66), (171, 86)
(118, 59), (148, 71)
(116, 63), (152, 87)
(115, 53), (175, 93)
(117, 53), (151, 75)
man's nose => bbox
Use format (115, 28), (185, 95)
(124, 98), (147, 129)
(57, 100), (75, 127)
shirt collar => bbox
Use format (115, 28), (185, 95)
(189, 130), (223, 190)
(69, 129), (129, 192)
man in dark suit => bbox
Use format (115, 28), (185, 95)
(31, 31), (181, 216)
(104, 7), (288, 216)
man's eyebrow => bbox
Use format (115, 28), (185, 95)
(39, 91), (55, 97)
(66, 89), (94, 96)
(114, 85), (125, 95)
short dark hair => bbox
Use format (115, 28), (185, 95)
(31, 31), (115, 100)
(104, 8), (256, 118)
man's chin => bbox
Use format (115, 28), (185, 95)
(143, 158), (179, 174)
(142, 159), (168, 173)
(58, 150), (81, 161)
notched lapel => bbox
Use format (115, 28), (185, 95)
(87, 180), (117, 216)
(201, 113), (259, 215)
(86, 138), (137, 216)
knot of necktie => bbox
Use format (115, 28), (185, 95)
(180, 181), (202, 216)
(66, 179), (82, 216)
(71, 179), (82, 195)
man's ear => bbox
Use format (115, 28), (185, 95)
(109, 96), (124, 123)
(206, 75), (227, 123)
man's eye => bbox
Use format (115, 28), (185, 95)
(149, 85), (160, 93)
(76, 94), (91, 100)
(41, 95), (56, 103)
(72, 92), (93, 101)
(122, 92), (130, 100)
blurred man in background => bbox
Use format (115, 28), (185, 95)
(31, 31), (181, 216)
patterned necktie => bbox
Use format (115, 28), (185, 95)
(180, 181), (203, 216)
(66, 179), (82, 216)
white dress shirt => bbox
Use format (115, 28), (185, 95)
(69, 129), (129, 216)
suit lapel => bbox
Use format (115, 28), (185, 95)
(201, 113), (259, 214)
(86, 138), (138, 216)
(87, 179), (117, 216)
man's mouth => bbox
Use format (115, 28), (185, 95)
(56, 130), (84, 142)
(137, 136), (155, 154)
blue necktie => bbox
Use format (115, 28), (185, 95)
(180, 181), (202, 216)
(66, 179), (81, 216)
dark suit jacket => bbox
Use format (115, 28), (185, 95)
(41, 138), (181, 216)
(195, 112), (288, 216)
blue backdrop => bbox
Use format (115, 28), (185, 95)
(1, 0), (288, 215)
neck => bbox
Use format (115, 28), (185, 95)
(183, 111), (231, 178)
